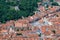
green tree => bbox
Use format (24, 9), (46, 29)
(50, 0), (54, 2)
(51, 2), (59, 6)
(0, 0), (40, 23)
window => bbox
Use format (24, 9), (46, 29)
(17, 29), (19, 31)
(16, 33), (22, 36)
(15, 28), (20, 31)
(52, 30), (56, 34)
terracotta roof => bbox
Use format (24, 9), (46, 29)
(15, 21), (23, 27)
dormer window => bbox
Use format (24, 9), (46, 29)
(16, 33), (22, 36)
(21, 27), (24, 31)
(17, 29), (19, 31)
(52, 30), (56, 34)
(15, 28), (20, 31)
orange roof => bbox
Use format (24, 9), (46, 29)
(15, 21), (23, 27)
(41, 26), (46, 33)
(1, 30), (8, 33)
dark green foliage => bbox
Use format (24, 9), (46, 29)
(50, 0), (54, 2)
(0, 0), (40, 23)
(38, 33), (41, 37)
(51, 2), (59, 6)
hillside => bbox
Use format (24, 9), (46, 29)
(0, 0), (40, 23)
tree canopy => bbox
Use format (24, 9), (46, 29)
(0, 0), (40, 23)
(51, 2), (59, 6)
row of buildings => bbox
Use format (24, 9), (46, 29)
(0, 0), (60, 40)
